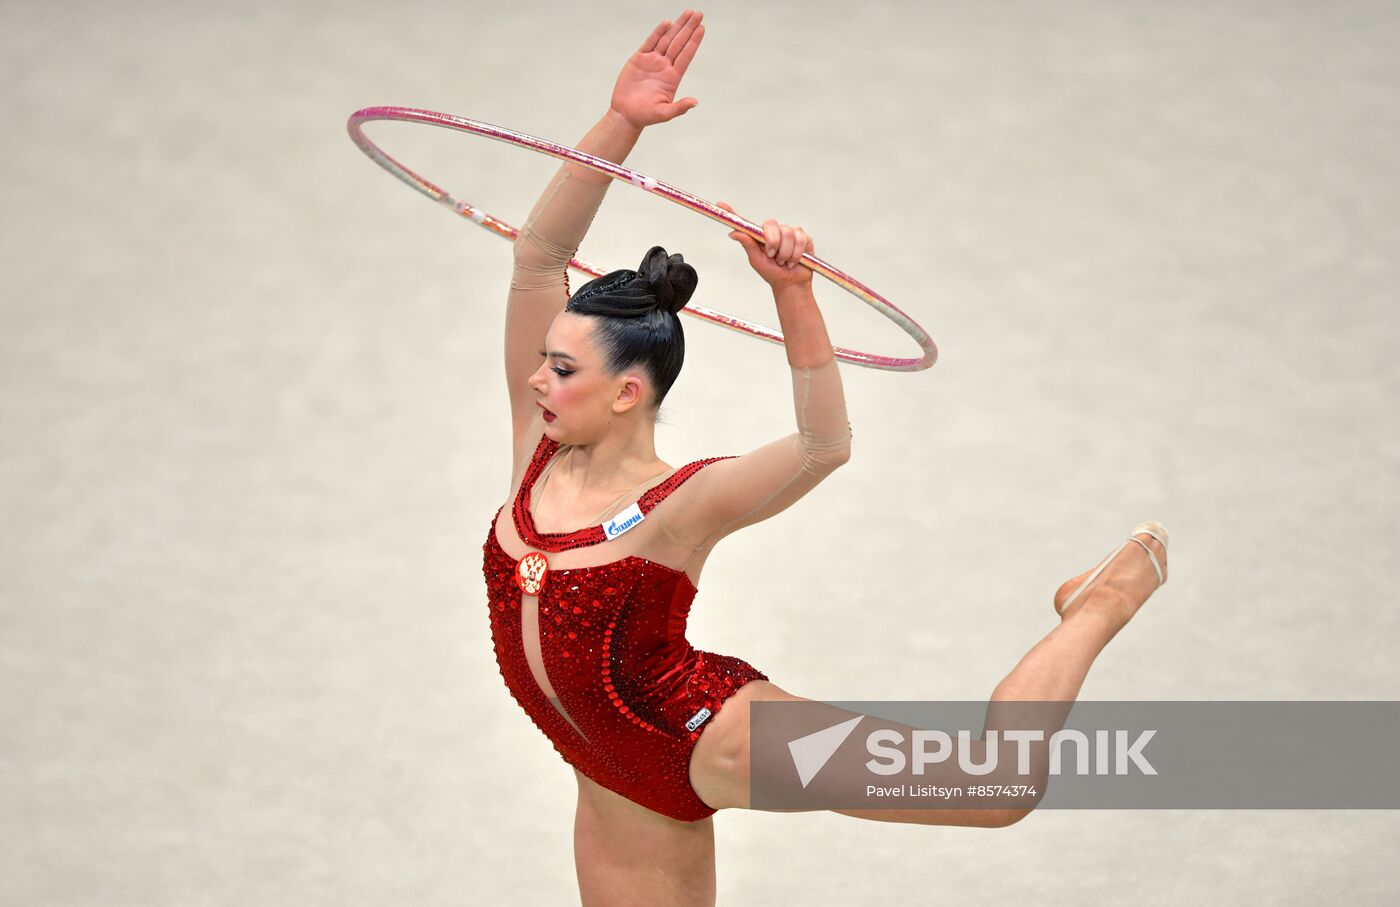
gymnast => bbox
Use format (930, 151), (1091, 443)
(481, 10), (1169, 905)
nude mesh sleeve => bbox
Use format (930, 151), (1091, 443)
(791, 357), (854, 476)
(658, 356), (853, 556)
(510, 166), (611, 292)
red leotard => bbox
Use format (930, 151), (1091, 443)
(483, 433), (769, 822)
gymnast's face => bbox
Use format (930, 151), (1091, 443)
(529, 313), (649, 442)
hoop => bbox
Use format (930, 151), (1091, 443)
(346, 106), (937, 371)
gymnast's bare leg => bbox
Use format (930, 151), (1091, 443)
(687, 526), (1170, 829)
(573, 768), (717, 907)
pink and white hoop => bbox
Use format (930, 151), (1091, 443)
(346, 106), (937, 371)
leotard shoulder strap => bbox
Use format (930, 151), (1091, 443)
(512, 435), (734, 552)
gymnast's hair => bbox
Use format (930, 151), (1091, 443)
(564, 245), (696, 411)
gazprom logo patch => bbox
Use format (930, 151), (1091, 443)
(602, 503), (645, 539)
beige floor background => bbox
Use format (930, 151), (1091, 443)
(3, 0), (1397, 903)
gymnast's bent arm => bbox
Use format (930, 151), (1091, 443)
(657, 211), (854, 558)
(505, 12), (707, 465)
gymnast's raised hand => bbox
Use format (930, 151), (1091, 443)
(714, 200), (815, 289)
(609, 10), (706, 128)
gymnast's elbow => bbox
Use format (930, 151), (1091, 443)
(797, 425), (853, 477)
(511, 227), (536, 265)
(509, 226), (570, 282)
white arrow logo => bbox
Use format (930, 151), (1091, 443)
(787, 715), (865, 788)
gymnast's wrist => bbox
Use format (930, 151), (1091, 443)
(566, 108), (642, 184)
(773, 282), (817, 306)
(604, 106), (645, 136)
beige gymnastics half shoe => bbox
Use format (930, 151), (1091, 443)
(1055, 521), (1169, 618)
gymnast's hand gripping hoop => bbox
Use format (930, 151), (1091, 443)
(347, 106), (937, 372)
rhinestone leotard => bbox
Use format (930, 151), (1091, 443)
(482, 433), (769, 822)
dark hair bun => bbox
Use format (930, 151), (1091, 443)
(565, 245), (698, 319)
(638, 245), (697, 316)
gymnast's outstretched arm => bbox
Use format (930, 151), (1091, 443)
(505, 11), (707, 462)
(658, 211), (854, 559)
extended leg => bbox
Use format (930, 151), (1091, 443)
(690, 529), (1168, 829)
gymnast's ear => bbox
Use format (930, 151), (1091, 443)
(611, 371), (647, 414)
